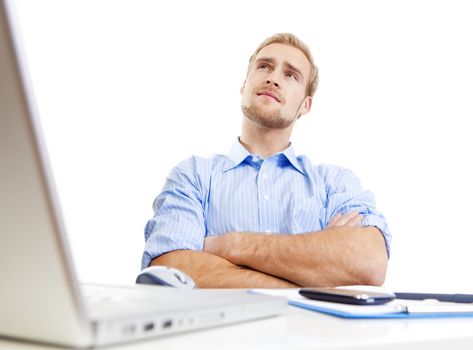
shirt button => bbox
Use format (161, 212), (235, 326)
(262, 174), (268, 179)
(252, 156), (259, 162)
(265, 230), (272, 235)
(263, 194), (269, 200)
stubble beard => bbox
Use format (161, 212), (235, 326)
(242, 103), (296, 130)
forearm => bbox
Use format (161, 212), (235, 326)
(150, 250), (298, 288)
(206, 226), (388, 287)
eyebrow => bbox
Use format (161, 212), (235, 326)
(255, 57), (304, 80)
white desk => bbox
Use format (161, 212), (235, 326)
(2, 305), (473, 350)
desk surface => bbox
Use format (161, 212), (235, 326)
(2, 305), (473, 350)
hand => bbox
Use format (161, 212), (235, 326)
(327, 211), (364, 228)
(203, 235), (223, 255)
(204, 233), (246, 266)
(204, 233), (237, 259)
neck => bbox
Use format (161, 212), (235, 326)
(239, 118), (294, 158)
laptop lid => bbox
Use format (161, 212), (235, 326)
(0, 2), (287, 348)
(0, 0), (93, 346)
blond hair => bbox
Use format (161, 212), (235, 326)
(246, 33), (319, 97)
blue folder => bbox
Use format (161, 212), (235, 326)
(253, 289), (473, 319)
(288, 299), (473, 319)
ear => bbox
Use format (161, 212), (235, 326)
(298, 96), (312, 116)
(240, 80), (246, 95)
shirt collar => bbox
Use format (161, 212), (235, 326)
(280, 143), (306, 176)
(223, 139), (252, 172)
(223, 138), (306, 176)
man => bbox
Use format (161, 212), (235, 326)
(142, 33), (391, 288)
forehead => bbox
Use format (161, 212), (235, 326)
(255, 43), (311, 77)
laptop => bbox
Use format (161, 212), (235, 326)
(0, 0), (286, 347)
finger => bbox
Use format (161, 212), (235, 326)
(335, 211), (360, 226)
(203, 236), (216, 252)
(344, 214), (364, 227)
(327, 213), (342, 228)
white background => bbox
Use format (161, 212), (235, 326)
(12, 0), (473, 291)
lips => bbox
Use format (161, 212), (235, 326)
(257, 90), (280, 103)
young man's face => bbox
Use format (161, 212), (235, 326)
(241, 43), (312, 130)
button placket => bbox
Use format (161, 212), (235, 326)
(258, 158), (273, 234)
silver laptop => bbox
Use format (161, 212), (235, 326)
(0, 1), (286, 347)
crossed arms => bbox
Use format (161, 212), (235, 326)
(150, 211), (388, 288)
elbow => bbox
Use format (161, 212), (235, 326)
(358, 253), (388, 287)
(356, 227), (389, 286)
(360, 267), (386, 287)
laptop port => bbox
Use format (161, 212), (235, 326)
(162, 319), (173, 329)
(143, 322), (154, 332)
(122, 324), (136, 335)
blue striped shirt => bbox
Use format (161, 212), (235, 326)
(142, 139), (391, 269)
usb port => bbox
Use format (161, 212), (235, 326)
(143, 322), (154, 332)
(162, 320), (173, 329)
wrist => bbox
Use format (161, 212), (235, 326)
(229, 232), (264, 266)
(225, 232), (244, 265)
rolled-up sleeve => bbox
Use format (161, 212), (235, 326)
(141, 158), (206, 269)
(324, 167), (392, 257)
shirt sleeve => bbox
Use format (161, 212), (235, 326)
(141, 158), (206, 269)
(324, 166), (392, 258)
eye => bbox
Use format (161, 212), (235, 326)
(286, 72), (298, 81)
(257, 63), (271, 71)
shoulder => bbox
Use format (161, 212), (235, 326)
(169, 153), (228, 189)
(297, 156), (360, 191)
(173, 153), (227, 175)
(314, 163), (355, 184)
(297, 155), (347, 182)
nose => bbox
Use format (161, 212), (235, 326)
(265, 79), (279, 88)
(265, 72), (280, 88)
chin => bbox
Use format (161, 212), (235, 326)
(243, 107), (292, 130)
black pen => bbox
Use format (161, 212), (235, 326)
(395, 292), (473, 304)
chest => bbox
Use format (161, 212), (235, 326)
(204, 165), (328, 235)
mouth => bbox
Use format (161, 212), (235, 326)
(257, 91), (280, 103)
